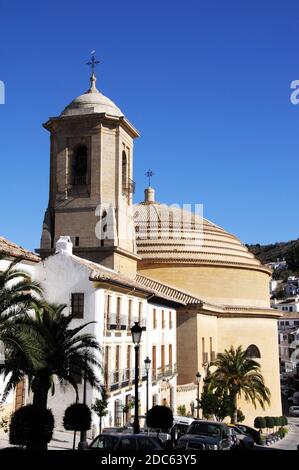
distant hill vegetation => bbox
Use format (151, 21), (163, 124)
(246, 239), (299, 278)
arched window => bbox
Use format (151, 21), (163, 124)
(72, 145), (88, 185)
(122, 150), (128, 194)
(246, 344), (261, 358)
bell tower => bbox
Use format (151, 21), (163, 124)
(39, 57), (140, 277)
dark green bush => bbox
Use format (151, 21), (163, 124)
(284, 416), (288, 426)
(63, 403), (91, 431)
(146, 406), (173, 430)
(9, 405), (54, 448)
(265, 416), (274, 429)
(273, 417), (280, 428)
(254, 416), (266, 430)
(278, 427), (288, 439)
(278, 416), (284, 427)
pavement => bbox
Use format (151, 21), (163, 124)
(0, 429), (93, 450)
(270, 417), (299, 451)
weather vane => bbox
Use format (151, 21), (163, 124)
(145, 169), (155, 186)
(87, 50), (100, 74)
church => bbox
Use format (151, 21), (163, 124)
(1, 59), (282, 431)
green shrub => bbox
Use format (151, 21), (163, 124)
(265, 416), (274, 430)
(278, 427), (288, 439)
(273, 417), (280, 429)
(254, 416), (266, 431)
(284, 416), (288, 426)
(278, 416), (284, 427)
(177, 405), (187, 417)
(9, 405), (54, 449)
(63, 403), (91, 431)
(147, 406), (173, 430)
(237, 409), (245, 423)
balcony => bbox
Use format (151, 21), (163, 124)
(72, 175), (87, 186)
(122, 178), (136, 196)
(152, 364), (177, 382)
(106, 313), (127, 331)
(126, 317), (147, 332)
(104, 367), (147, 392)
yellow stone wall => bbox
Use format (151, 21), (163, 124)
(217, 316), (282, 426)
(138, 264), (270, 308)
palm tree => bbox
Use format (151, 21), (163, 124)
(0, 253), (43, 372)
(2, 303), (102, 428)
(208, 345), (271, 423)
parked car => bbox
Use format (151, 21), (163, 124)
(89, 433), (164, 451)
(281, 384), (289, 396)
(235, 424), (262, 445)
(289, 406), (299, 417)
(228, 425), (255, 449)
(177, 420), (232, 450)
(292, 392), (299, 405)
(123, 414), (194, 443)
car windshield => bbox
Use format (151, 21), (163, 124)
(188, 422), (222, 437)
(90, 435), (118, 449)
(231, 427), (243, 435)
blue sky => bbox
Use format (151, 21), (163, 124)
(0, 0), (299, 251)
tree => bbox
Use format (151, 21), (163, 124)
(208, 345), (271, 423)
(265, 416), (274, 434)
(9, 404), (54, 450)
(146, 406), (173, 439)
(63, 403), (91, 449)
(0, 254), (43, 370)
(236, 409), (245, 423)
(92, 390), (109, 434)
(198, 380), (233, 421)
(1, 303), (102, 449)
(254, 416), (266, 432)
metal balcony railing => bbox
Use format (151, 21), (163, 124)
(72, 175), (87, 186)
(152, 364), (177, 382)
(122, 178), (136, 196)
(106, 313), (128, 330)
(106, 311), (147, 332)
(104, 366), (147, 392)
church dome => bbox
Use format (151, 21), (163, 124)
(61, 73), (123, 118)
(133, 187), (267, 271)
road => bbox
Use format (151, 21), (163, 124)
(270, 417), (299, 450)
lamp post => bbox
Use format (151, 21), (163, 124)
(144, 356), (151, 414)
(195, 371), (201, 419)
(131, 322), (143, 434)
(78, 351), (88, 450)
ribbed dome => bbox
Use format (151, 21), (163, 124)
(133, 193), (265, 270)
(61, 74), (123, 118)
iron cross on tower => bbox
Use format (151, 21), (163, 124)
(145, 169), (155, 187)
(86, 50), (100, 74)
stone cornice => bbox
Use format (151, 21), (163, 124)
(137, 259), (272, 275)
(43, 113), (139, 138)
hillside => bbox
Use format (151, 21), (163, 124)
(246, 239), (299, 277)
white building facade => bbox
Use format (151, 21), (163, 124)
(33, 237), (178, 436)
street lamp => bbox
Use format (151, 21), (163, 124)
(195, 371), (202, 419)
(78, 351), (88, 450)
(131, 322), (143, 434)
(144, 356), (151, 414)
